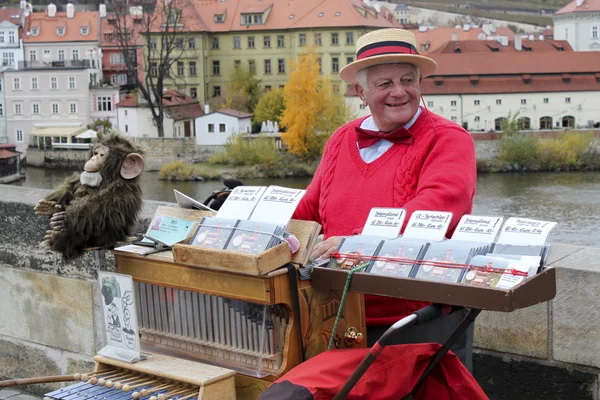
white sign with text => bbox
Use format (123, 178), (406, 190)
(496, 217), (557, 246)
(451, 215), (504, 243)
(403, 210), (453, 242)
(361, 208), (406, 238)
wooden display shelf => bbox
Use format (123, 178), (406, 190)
(311, 267), (556, 312)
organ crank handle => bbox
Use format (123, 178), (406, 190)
(344, 327), (364, 346)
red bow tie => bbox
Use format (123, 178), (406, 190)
(355, 125), (414, 149)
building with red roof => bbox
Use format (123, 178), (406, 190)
(553, 0), (600, 51)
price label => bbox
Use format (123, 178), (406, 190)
(403, 210), (453, 242)
(451, 215), (504, 242)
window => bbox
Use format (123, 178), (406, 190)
(276, 58), (285, 74)
(125, 125), (128, 133)
(277, 35), (284, 47)
(58, 50), (65, 61)
(150, 38), (157, 49)
(212, 60), (220, 75)
(57, 27), (65, 36)
(72, 49), (79, 60)
(32, 27), (39, 36)
(331, 32), (339, 45)
(208, 123), (215, 133)
(81, 26), (89, 35)
(150, 62), (158, 76)
(450, 100), (457, 106)
(177, 62), (184, 76)
(214, 14), (224, 23)
(0, 103), (3, 116)
(521, 99), (527, 105)
(565, 97), (571, 103)
(451, 116), (457, 122)
(544, 98), (549, 104)
(219, 123), (226, 132)
(69, 77), (76, 89)
(315, 33), (322, 46)
(16, 130), (23, 142)
(31, 77), (38, 90)
(331, 57), (339, 73)
(474, 116), (480, 122)
(264, 59), (271, 74)
(593, 25), (599, 39)
(264, 36), (271, 48)
(13, 78), (20, 90)
(29, 50), (36, 62)
(0, 79), (3, 92)
(212, 37), (219, 49)
(98, 96), (112, 111)
(233, 36), (240, 49)
(496, 99), (502, 105)
(317, 57), (322, 74)
(249, 59), (256, 74)
(234, 60), (241, 67)
(110, 53), (120, 64)
(359, 104), (367, 110)
(265, 85), (271, 91)
(69, 103), (77, 114)
(346, 32), (354, 45)
(0, 31), (3, 43)
(189, 61), (197, 76)
(124, 110), (128, 116)
(111, 74), (119, 85)
(346, 56), (354, 64)
(51, 77), (58, 90)
(2, 52), (14, 66)
(299, 33), (306, 46)
(190, 87), (197, 98)
(213, 86), (221, 97)
(474, 100), (480, 106)
(9, 31), (15, 43)
(427, 101), (434, 107)
(176, 38), (183, 48)
(51, 103), (59, 114)
(248, 36), (255, 48)
(188, 37), (196, 49)
(14, 103), (21, 114)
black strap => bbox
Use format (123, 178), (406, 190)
(285, 263), (305, 362)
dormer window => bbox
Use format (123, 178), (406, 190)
(81, 26), (89, 35)
(289, 14), (294, 19)
(318, 12), (324, 17)
(214, 14), (224, 23)
(335, 12), (341, 16)
(241, 13), (263, 25)
(57, 27), (65, 36)
(31, 27), (39, 36)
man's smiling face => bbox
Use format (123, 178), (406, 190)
(358, 63), (421, 132)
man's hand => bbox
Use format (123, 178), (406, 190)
(34, 199), (62, 216)
(310, 236), (346, 262)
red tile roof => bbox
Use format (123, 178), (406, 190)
(421, 74), (600, 95)
(555, 0), (600, 14)
(409, 26), (515, 54)
(217, 109), (253, 118)
(165, 102), (205, 120)
(156, 0), (399, 33)
(0, 149), (21, 159)
(116, 93), (138, 107)
(429, 39), (572, 54)
(428, 51), (600, 76)
(100, 14), (144, 47)
(0, 8), (22, 25)
(24, 10), (99, 43)
(117, 91), (205, 120)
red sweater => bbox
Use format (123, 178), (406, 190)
(293, 108), (477, 326)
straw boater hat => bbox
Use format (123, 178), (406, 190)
(340, 28), (437, 84)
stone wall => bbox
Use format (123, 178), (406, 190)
(0, 184), (599, 398)
(130, 138), (197, 171)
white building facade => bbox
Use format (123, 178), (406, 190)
(195, 111), (252, 146)
(0, 10), (24, 144)
(554, 0), (600, 51)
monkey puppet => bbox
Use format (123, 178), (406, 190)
(34, 133), (144, 260)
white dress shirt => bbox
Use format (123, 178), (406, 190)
(358, 107), (422, 164)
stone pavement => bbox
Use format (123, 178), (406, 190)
(0, 389), (41, 400)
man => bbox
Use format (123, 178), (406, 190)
(292, 28), (477, 369)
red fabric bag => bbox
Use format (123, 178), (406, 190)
(258, 343), (488, 400)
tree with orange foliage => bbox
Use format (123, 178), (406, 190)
(280, 50), (349, 160)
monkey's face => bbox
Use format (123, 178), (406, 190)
(85, 144), (109, 173)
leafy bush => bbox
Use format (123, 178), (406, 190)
(159, 161), (222, 181)
(537, 132), (594, 170)
(210, 134), (281, 167)
(497, 135), (539, 167)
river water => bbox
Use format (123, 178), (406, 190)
(10, 167), (600, 248)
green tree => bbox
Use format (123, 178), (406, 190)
(499, 111), (520, 138)
(280, 50), (349, 160)
(225, 66), (263, 112)
(254, 88), (285, 126)
(89, 118), (112, 133)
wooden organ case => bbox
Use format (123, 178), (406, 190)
(112, 207), (367, 400)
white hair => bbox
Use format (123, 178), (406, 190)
(356, 63), (421, 91)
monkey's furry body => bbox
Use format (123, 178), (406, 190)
(40, 134), (144, 260)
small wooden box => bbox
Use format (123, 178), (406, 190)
(172, 218), (321, 276)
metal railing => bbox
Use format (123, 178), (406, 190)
(18, 59), (97, 70)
